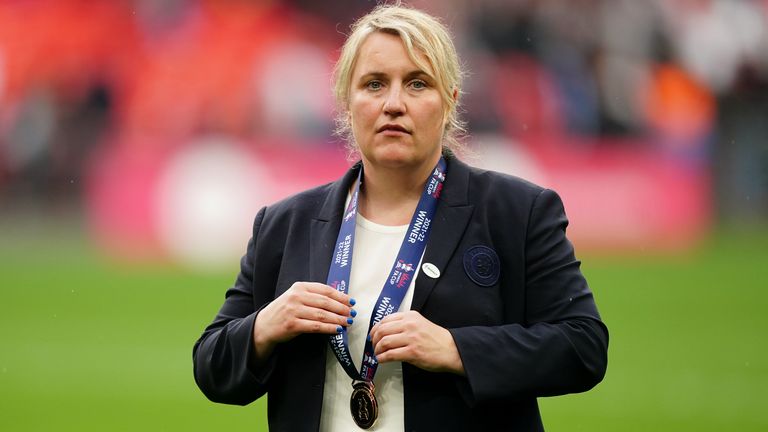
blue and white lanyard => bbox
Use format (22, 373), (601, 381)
(327, 157), (447, 382)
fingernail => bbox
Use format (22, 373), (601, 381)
(336, 326), (343, 333)
(347, 318), (354, 325)
(350, 298), (356, 306)
(350, 309), (357, 318)
(366, 334), (371, 342)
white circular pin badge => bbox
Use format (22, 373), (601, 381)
(421, 262), (441, 279)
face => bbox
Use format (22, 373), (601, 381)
(348, 32), (446, 170)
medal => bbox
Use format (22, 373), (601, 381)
(327, 158), (448, 427)
(350, 381), (378, 429)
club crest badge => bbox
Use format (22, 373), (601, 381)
(463, 245), (500, 287)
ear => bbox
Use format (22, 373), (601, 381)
(443, 87), (459, 126)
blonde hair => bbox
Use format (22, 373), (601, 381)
(333, 3), (465, 156)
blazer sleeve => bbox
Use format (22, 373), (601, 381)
(450, 188), (609, 404)
(192, 206), (280, 405)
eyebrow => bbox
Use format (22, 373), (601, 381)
(357, 70), (434, 82)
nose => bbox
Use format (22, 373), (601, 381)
(383, 86), (405, 116)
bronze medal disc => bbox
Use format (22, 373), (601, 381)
(350, 381), (378, 429)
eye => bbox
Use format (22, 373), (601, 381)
(409, 80), (427, 90)
(366, 80), (383, 91)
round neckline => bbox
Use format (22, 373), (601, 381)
(356, 212), (409, 234)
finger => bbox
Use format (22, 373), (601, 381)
(295, 305), (355, 327)
(372, 327), (410, 355)
(287, 283), (355, 318)
(368, 324), (384, 347)
(370, 312), (403, 338)
(377, 311), (405, 326)
(375, 345), (414, 364)
(302, 292), (355, 317)
(286, 318), (348, 336)
(304, 282), (356, 306)
(370, 312), (421, 346)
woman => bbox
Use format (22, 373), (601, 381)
(193, 4), (608, 431)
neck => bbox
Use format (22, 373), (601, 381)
(357, 154), (441, 226)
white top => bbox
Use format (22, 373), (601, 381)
(319, 213), (418, 432)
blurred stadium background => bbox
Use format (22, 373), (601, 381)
(1, 0), (766, 430)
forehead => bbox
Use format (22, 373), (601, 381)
(352, 31), (433, 77)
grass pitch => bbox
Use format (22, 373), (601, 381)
(1, 223), (766, 431)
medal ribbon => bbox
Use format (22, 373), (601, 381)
(327, 157), (447, 382)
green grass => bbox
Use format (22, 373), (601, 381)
(541, 229), (768, 431)
(1, 223), (767, 431)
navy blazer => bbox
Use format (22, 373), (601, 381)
(193, 155), (608, 431)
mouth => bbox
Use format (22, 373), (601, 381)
(377, 124), (410, 134)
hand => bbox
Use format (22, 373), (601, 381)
(253, 282), (355, 361)
(369, 311), (465, 375)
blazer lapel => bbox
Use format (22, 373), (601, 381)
(411, 157), (474, 312)
(309, 162), (362, 284)
(307, 158), (473, 311)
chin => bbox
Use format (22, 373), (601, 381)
(361, 141), (440, 170)
(368, 149), (421, 168)
(361, 144), (411, 166)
